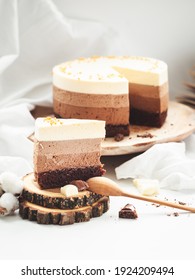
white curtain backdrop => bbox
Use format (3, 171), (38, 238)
(0, 0), (118, 174)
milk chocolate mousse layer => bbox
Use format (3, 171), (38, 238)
(53, 86), (130, 137)
(34, 118), (106, 189)
(34, 139), (102, 173)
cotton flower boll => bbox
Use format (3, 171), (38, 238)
(0, 207), (8, 216)
(0, 172), (24, 194)
(0, 186), (4, 197)
(0, 193), (19, 212)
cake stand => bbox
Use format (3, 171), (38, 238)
(101, 101), (195, 156)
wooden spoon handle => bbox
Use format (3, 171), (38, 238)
(121, 191), (195, 213)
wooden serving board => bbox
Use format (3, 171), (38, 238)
(101, 102), (195, 156)
(19, 196), (109, 225)
(20, 173), (109, 225)
(21, 173), (103, 210)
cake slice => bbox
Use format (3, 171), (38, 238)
(34, 117), (106, 189)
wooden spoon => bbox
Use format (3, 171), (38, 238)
(87, 177), (195, 213)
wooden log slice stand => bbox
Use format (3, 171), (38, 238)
(19, 173), (109, 225)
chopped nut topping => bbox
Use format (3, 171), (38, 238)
(44, 117), (63, 126)
(59, 66), (66, 72)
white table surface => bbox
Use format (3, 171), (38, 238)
(0, 154), (195, 261)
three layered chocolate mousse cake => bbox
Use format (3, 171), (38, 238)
(53, 56), (169, 137)
(34, 117), (106, 189)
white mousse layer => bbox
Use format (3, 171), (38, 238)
(35, 117), (106, 141)
(53, 56), (168, 94)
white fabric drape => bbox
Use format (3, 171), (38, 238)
(115, 135), (195, 191)
(0, 0), (118, 176)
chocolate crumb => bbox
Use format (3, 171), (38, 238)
(119, 204), (138, 219)
(152, 203), (160, 207)
(173, 212), (179, 217)
(136, 133), (154, 138)
(178, 201), (186, 205)
(114, 133), (124, 142)
(70, 180), (89, 191)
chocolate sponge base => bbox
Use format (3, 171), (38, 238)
(106, 124), (130, 137)
(130, 108), (167, 128)
(36, 165), (105, 189)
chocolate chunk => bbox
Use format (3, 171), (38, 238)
(114, 133), (124, 142)
(119, 204), (138, 219)
(70, 180), (89, 191)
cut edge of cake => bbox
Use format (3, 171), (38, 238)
(34, 117), (106, 189)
